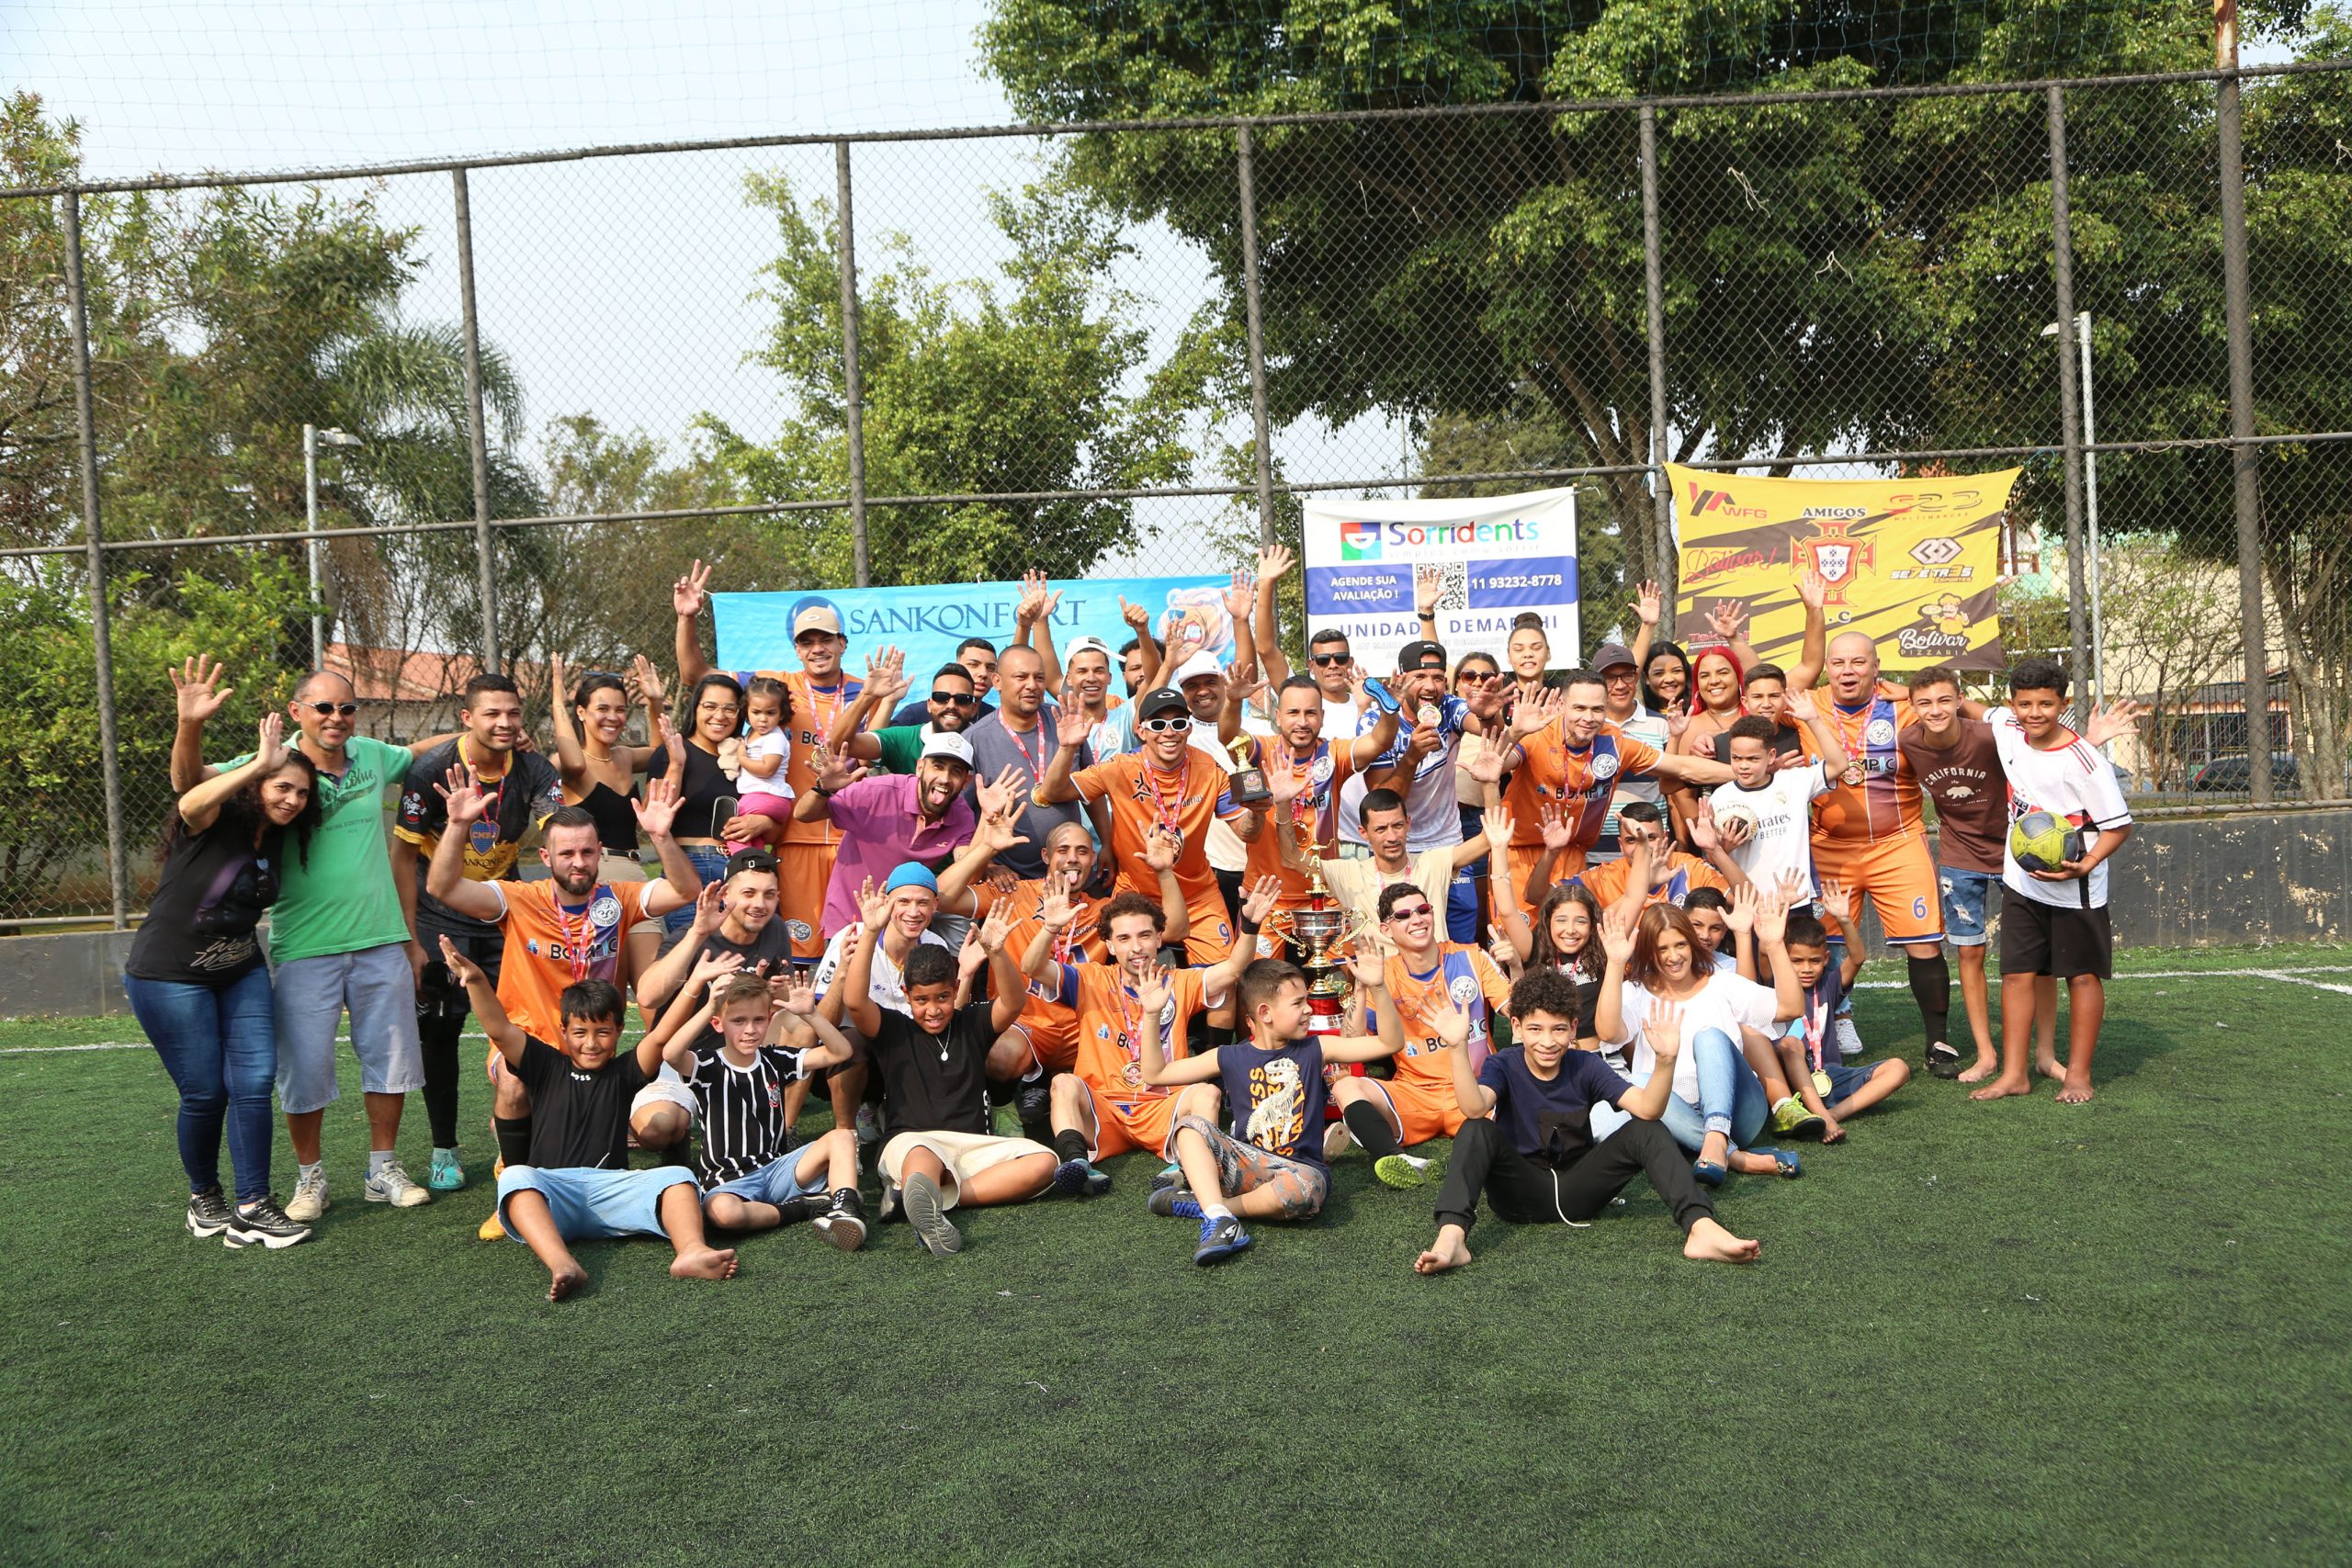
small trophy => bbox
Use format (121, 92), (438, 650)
(1226, 736), (1272, 807)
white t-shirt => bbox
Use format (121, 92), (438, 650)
(1990, 706), (2132, 908)
(809, 926), (956, 1017)
(1710, 763), (1831, 894)
(1189, 718), (1268, 874)
(1322, 694), (1363, 741)
(1604, 973), (1781, 1105)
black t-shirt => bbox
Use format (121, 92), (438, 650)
(126, 814), (288, 986)
(512, 1036), (650, 1169)
(646, 919), (797, 1014)
(645, 740), (741, 841)
(396, 739), (563, 941)
(868, 1000), (994, 1138)
(1479, 1046), (1634, 1168)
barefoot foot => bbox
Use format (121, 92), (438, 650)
(1970, 1077), (2033, 1101)
(2034, 1055), (2068, 1082)
(1683, 1216), (1760, 1265)
(1413, 1230), (1473, 1275)
(1957, 1055), (1999, 1084)
(671, 1247), (739, 1280)
(2055, 1075), (2096, 1104)
(1727, 1149), (1780, 1176)
(546, 1263), (588, 1302)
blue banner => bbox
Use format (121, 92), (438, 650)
(712, 575), (1233, 687)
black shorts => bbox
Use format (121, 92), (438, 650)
(1997, 886), (2113, 980)
(417, 927), (503, 1021)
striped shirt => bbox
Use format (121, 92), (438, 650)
(685, 1043), (811, 1188)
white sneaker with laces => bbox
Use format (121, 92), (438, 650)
(1834, 1015), (1865, 1060)
(365, 1159), (433, 1208)
(285, 1168), (329, 1224)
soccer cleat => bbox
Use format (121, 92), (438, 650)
(477, 1209), (506, 1241)
(223, 1197), (313, 1250)
(1925, 1041), (1963, 1079)
(1149, 1162), (1183, 1193)
(1052, 1157), (1113, 1198)
(1193, 1214), (1252, 1266)
(1323, 1120), (1353, 1162)
(876, 1186), (902, 1225)
(1833, 1015), (1865, 1060)
(285, 1168), (328, 1223)
(186, 1187), (234, 1238)
(1014, 1077), (1053, 1144)
(365, 1160), (433, 1208)
(1374, 1153), (1440, 1190)
(902, 1172), (963, 1257)
(1769, 1096), (1826, 1139)
(812, 1189), (867, 1252)
(990, 1101), (1024, 1139)
(427, 1148), (467, 1191)
(1148, 1186), (1203, 1220)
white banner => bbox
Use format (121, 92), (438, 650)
(1300, 488), (1579, 676)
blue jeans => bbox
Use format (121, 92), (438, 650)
(1659, 1027), (1770, 1154)
(663, 843), (732, 936)
(124, 966), (278, 1202)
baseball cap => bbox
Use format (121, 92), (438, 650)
(723, 848), (778, 881)
(882, 863), (939, 895)
(1396, 639), (1448, 671)
(1172, 651), (1224, 686)
(791, 604), (844, 638)
(920, 730), (976, 767)
(1590, 641), (1638, 673)
(1065, 634), (1112, 662)
(1136, 685), (1188, 719)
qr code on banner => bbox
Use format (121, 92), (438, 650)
(1414, 561), (1467, 611)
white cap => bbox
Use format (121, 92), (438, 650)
(920, 730), (976, 767)
(1065, 634), (1112, 661)
(1172, 651), (1224, 686)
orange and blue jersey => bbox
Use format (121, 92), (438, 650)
(1812, 690), (1924, 845)
(1506, 721), (1661, 856)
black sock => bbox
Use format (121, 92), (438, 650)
(1052, 1129), (1090, 1166)
(1343, 1100), (1402, 1159)
(1907, 952), (1952, 1046)
(493, 1115), (533, 1168)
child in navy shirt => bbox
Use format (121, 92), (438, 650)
(1769, 907), (1910, 1141)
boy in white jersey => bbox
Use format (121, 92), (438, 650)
(1707, 694), (1849, 910)
(1971, 658), (2134, 1106)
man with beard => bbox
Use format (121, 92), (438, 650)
(1236, 673), (1398, 936)
(963, 645), (1091, 884)
(831, 649), (981, 772)
(632, 848), (797, 1025)
(797, 731), (1008, 944)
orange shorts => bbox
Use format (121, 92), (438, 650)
(1812, 835), (1944, 946)
(1367, 1073), (1469, 1147)
(1081, 1085), (1181, 1160)
(1007, 1001), (1079, 1072)
(776, 840), (836, 963)
(1177, 894), (1235, 966)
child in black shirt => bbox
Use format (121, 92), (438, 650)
(439, 939), (738, 1299)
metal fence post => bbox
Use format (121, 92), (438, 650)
(835, 141), (871, 588)
(62, 190), (130, 930)
(2045, 85), (2095, 716)
(452, 168), (502, 671)
(2216, 44), (2274, 799)
(1236, 124), (1277, 548)
(1639, 104), (1673, 606)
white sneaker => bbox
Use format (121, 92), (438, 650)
(365, 1158), (433, 1208)
(285, 1167), (329, 1223)
(1834, 1015), (1865, 1060)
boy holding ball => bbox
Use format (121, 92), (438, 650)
(1972, 659), (2134, 1106)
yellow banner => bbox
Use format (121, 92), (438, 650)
(1669, 466), (2019, 672)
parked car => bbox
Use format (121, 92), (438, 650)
(2189, 754), (2299, 793)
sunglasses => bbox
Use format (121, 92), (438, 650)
(303, 702), (359, 717)
(931, 691), (978, 706)
(1137, 716), (1192, 734)
(1387, 902), (1433, 921)
(1309, 652), (1351, 667)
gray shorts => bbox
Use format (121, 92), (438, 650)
(272, 943), (426, 1113)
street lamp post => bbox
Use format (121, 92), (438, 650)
(302, 424), (364, 668)
(2042, 310), (2103, 717)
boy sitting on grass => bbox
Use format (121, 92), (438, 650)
(1412, 968), (1759, 1274)
(1135, 955), (1407, 1267)
(651, 962), (868, 1249)
(842, 878), (1057, 1257)
(1769, 901), (1909, 1140)
(437, 937), (737, 1299)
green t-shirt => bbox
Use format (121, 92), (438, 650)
(222, 735), (413, 963)
(873, 724), (926, 774)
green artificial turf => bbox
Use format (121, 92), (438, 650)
(3, 950), (2347, 1566)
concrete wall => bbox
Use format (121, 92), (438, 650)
(6, 811), (2344, 1017)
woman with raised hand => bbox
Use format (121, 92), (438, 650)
(647, 670), (750, 938)
(547, 651), (678, 982)
(124, 709), (322, 1250)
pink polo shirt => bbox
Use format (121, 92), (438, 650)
(818, 773), (978, 938)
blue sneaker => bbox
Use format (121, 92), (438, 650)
(1148, 1186), (1202, 1220)
(1052, 1157), (1112, 1198)
(427, 1147), (466, 1192)
(1149, 1162), (1182, 1192)
(1193, 1214), (1252, 1266)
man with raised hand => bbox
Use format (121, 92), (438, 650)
(964, 643), (1091, 885)
(1233, 671), (1399, 936)
(167, 657), (442, 1219)
(1250, 545), (1364, 740)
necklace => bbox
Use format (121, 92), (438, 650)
(1143, 756), (1187, 839)
(1828, 697), (1874, 788)
(552, 889), (600, 982)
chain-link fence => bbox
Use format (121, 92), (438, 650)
(6, 60), (2350, 924)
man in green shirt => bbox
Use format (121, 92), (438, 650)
(831, 655), (980, 773)
(170, 660), (443, 1219)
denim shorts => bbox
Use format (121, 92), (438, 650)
(708, 1149), (824, 1209)
(494, 1164), (697, 1243)
(272, 942), (425, 1113)
(1938, 867), (1996, 949)
(1820, 1061), (1876, 1110)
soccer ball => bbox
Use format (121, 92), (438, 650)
(1714, 801), (1760, 841)
(2008, 809), (2083, 873)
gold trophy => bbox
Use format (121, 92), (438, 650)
(1273, 785), (1363, 1036)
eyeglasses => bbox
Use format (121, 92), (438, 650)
(1386, 902), (1433, 921)
(1309, 652), (1351, 667)
(303, 702), (359, 717)
(1137, 716), (1192, 734)
(930, 691), (978, 706)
